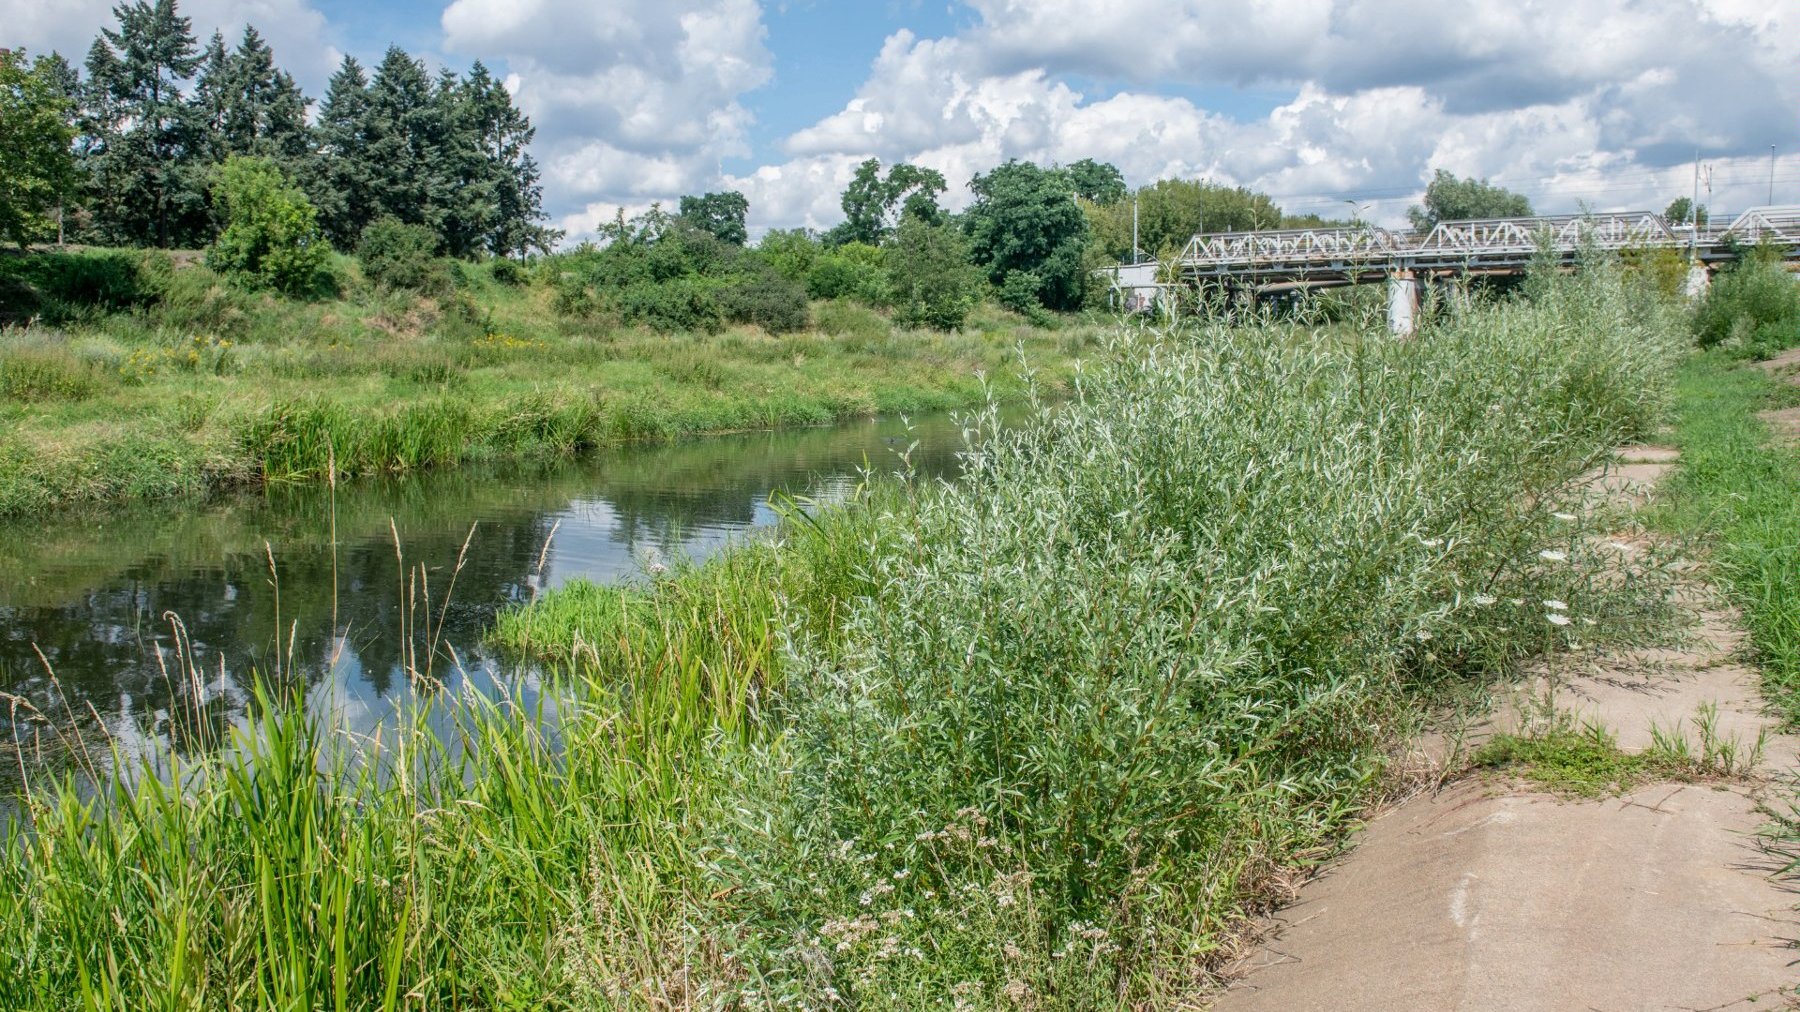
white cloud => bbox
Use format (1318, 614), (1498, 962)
(441, 0), (772, 234)
(729, 0), (1799, 234)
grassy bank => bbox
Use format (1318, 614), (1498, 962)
(0, 262), (1683, 1009)
(1654, 353), (1800, 720)
(0, 254), (1092, 517)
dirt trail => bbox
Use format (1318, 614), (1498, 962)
(1213, 447), (1800, 1011)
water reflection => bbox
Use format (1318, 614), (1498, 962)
(0, 413), (974, 781)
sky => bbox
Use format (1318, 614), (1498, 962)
(7, 0), (1800, 243)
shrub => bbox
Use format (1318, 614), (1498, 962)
(888, 218), (981, 331)
(806, 243), (889, 304)
(718, 272), (809, 333)
(357, 217), (451, 294)
(997, 269), (1044, 315)
(205, 156), (336, 298)
(0, 249), (157, 323)
(758, 228), (820, 283)
(1693, 250), (1800, 352)
(617, 277), (723, 333)
(718, 261), (1683, 1003)
(151, 265), (255, 334)
(488, 256), (526, 286)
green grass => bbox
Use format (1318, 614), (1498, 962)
(0, 258), (1095, 517)
(0, 261), (1689, 1009)
(1653, 353), (1800, 720)
(1472, 703), (1762, 797)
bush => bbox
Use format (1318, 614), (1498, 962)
(357, 217), (452, 294)
(205, 156), (336, 298)
(888, 218), (981, 331)
(1693, 251), (1800, 352)
(758, 228), (820, 283)
(488, 257), (526, 286)
(617, 277), (723, 333)
(813, 299), (891, 342)
(718, 272), (809, 333)
(717, 262), (1683, 1003)
(806, 243), (889, 304)
(0, 249), (158, 323)
(152, 265), (255, 335)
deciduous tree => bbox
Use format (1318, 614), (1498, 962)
(964, 160), (1090, 311)
(678, 190), (750, 247)
(1407, 169), (1532, 230)
(0, 50), (78, 247)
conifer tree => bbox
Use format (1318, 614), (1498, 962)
(307, 55), (375, 247)
(82, 0), (209, 247)
(361, 47), (438, 240)
(221, 27), (310, 164)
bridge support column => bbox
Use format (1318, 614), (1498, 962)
(1683, 264), (1711, 301)
(1387, 270), (1419, 336)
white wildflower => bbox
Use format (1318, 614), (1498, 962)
(1473, 594), (1497, 606)
(1538, 549), (1568, 562)
(1546, 613), (1572, 626)
(1553, 512), (1577, 521)
(1416, 629), (1433, 642)
(1543, 599), (1567, 610)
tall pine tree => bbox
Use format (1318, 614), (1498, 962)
(220, 27), (310, 165)
(306, 55), (375, 248)
(82, 0), (209, 247)
(460, 61), (553, 255)
(360, 47), (438, 242)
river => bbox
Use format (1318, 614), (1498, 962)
(0, 412), (977, 781)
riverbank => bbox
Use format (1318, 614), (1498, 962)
(0, 261), (1687, 1008)
(0, 256), (1093, 517)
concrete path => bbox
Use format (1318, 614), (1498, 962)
(1214, 447), (1800, 1011)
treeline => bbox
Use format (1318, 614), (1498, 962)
(2, 0), (551, 257)
(543, 156), (1370, 333)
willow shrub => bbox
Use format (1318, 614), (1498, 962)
(707, 259), (1684, 1006)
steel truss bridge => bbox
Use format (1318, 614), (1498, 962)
(1173, 205), (1800, 290)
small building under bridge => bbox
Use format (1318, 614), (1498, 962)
(1101, 206), (1800, 334)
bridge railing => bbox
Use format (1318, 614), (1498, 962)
(1717, 206), (1800, 245)
(1411, 212), (1673, 257)
(1178, 225), (1400, 270)
(1168, 206), (1800, 283)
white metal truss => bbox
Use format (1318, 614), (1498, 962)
(1170, 206), (1800, 284)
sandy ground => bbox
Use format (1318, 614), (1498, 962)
(1213, 447), (1800, 1011)
(1755, 346), (1800, 381)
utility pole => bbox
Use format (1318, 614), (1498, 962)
(1772, 145), (1778, 205)
(1689, 152), (1700, 264)
(1132, 195), (1140, 263)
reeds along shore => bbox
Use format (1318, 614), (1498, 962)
(0, 259), (1690, 1010)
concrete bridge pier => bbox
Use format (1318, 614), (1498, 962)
(1387, 270), (1419, 336)
(1683, 264), (1711, 301)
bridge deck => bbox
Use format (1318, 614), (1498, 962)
(1170, 206), (1800, 286)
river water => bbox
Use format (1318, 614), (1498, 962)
(0, 413), (975, 779)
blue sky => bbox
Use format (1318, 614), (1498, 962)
(7, 0), (1798, 241)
